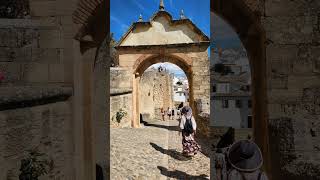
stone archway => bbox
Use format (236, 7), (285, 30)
(211, 0), (270, 175)
(133, 54), (194, 127)
(115, 8), (211, 129)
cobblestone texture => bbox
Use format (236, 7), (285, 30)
(111, 119), (210, 179)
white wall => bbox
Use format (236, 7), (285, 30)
(210, 97), (251, 128)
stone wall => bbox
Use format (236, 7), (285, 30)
(190, 50), (210, 114)
(139, 69), (174, 121)
(0, 3), (76, 178)
(110, 94), (132, 128)
(0, 101), (73, 180)
(110, 68), (132, 128)
(262, 1), (320, 179)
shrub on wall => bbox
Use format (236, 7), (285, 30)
(113, 108), (127, 123)
(19, 148), (54, 180)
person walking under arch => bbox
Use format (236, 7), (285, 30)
(160, 108), (165, 121)
(167, 107), (171, 121)
(171, 107), (175, 120)
(179, 106), (201, 156)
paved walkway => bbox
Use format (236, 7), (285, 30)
(110, 119), (210, 179)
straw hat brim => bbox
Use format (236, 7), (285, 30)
(227, 140), (263, 172)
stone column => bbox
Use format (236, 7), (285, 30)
(132, 74), (140, 128)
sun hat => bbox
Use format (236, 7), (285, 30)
(182, 106), (192, 119)
(227, 140), (263, 172)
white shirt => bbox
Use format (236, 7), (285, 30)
(228, 169), (268, 180)
(179, 115), (197, 130)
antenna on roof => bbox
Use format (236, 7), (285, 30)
(138, 14), (143, 22)
(180, 9), (186, 19)
(159, 0), (165, 11)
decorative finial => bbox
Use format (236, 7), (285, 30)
(159, 0), (165, 11)
(138, 14), (143, 22)
(180, 9), (186, 19)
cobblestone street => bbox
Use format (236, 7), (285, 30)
(111, 119), (210, 179)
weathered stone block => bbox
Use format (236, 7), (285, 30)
(29, 0), (57, 17)
(288, 45), (316, 75)
(21, 63), (49, 82)
(61, 25), (76, 39)
(55, 0), (78, 16)
(267, 74), (288, 89)
(0, 62), (21, 82)
(287, 75), (320, 90)
(302, 88), (320, 102)
(0, 47), (32, 62)
(32, 48), (61, 63)
(263, 16), (316, 44)
(267, 89), (302, 104)
(265, 0), (320, 17)
(59, 16), (74, 26)
(268, 103), (282, 119)
(0, 28), (39, 48)
(310, 46), (320, 74)
(49, 64), (65, 82)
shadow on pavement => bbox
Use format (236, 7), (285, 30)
(195, 136), (211, 158)
(144, 122), (180, 132)
(150, 142), (192, 161)
(157, 166), (209, 180)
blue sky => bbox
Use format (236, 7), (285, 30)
(211, 13), (243, 49)
(110, 0), (210, 42)
(110, 0), (210, 76)
(110, 0), (244, 75)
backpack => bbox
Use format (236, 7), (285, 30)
(184, 117), (194, 135)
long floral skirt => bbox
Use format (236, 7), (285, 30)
(182, 132), (201, 156)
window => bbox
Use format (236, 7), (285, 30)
(222, 100), (229, 108)
(236, 100), (242, 108)
(248, 100), (252, 108)
(217, 83), (230, 93)
(212, 85), (216, 92)
(247, 115), (252, 128)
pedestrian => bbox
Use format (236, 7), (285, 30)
(178, 102), (183, 110)
(167, 107), (171, 120)
(227, 140), (269, 180)
(178, 102), (184, 119)
(161, 108), (165, 121)
(216, 127), (235, 149)
(212, 148), (227, 180)
(179, 106), (201, 156)
(171, 108), (175, 120)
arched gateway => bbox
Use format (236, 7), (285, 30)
(115, 4), (210, 128)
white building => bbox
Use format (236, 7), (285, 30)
(173, 77), (188, 103)
(210, 57), (252, 128)
(210, 91), (252, 128)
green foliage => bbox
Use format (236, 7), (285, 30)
(19, 147), (54, 180)
(115, 108), (127, 123)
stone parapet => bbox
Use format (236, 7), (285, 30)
(0, 85), (73, 111)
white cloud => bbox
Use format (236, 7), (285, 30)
(169, 0), (174, 8)
(149, 62), (185, 74)
(111, 15), (129, 33)
(132, 0), (146, 11)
